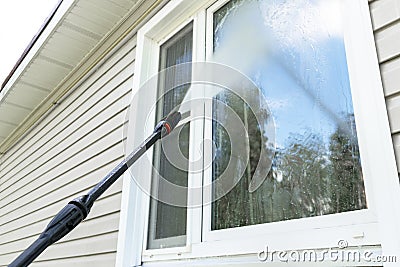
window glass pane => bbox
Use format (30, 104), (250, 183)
(148, 23), (193, 249)
(211, 0), (367, 230)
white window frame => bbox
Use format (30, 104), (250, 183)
(201, 0), (376, 245)
(116, 0), (400, 266)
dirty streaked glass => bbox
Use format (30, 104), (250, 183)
(211, 0), (367, 230)
(148, 23), (193, 248)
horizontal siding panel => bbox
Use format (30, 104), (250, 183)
(39, 231), (119, 261)
(0, 75), (129, 181)
(0, 76), (132, 197)
(0, 145), (124, 229)
(0, 41), (135, 176)
(0, 179), (122, 240)
(374, 22), (400, 62)
(30, 252), (116, 267)
(0, 107), (128, 203)
(0, 161), (121, 244)
(0, 194), (121, 266)
(386, 95), (400, 133)
(2, 97), (129, 184)
(0, 151), (124, 231)
(63, 210), (120, 242)
(370, 1), (400, 174)
(0, 46), (134, 186)
(0, 83), (131, 199)
(0, 191), (122, 250)
(0, 232), (118, 265)
(0, 195), (121, 255)
(0, 165), (121, 245)
(0, 112), (127, 218)
(3, 253), (116, 267)
(370, 0), (400, 30)
(380, 57), (400, 96)
(0, 129), (126, 218)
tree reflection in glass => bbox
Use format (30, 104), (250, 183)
(211, 0), (367, 230)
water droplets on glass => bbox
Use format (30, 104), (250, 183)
(211, 0), (367, 230)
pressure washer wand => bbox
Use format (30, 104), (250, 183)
(9, 111), (181, 267)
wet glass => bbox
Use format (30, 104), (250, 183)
(211, 0), (367, 230)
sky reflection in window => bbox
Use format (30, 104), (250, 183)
(211, 0), (367, 230)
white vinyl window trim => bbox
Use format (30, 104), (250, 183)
(116, 0), (400, 266)
(116, 1), (211, 266)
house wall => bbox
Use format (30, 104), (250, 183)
(0, 0), (399, 266)
(369, 0), (400, 173)
(0, 29), (136, 267)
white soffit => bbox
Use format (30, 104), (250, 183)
(0, 0), (140, 151)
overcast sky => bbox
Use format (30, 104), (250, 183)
(0, 0), (58, 85)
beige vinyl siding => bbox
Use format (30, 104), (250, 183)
(0, 32), (136, 266)
(369, 0), (400, 172)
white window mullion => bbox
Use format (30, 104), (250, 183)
(187, 9), (207, 246)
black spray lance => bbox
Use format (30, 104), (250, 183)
(9, 112), (181, 267)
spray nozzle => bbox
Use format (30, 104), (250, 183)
(154, 111), (182, 136)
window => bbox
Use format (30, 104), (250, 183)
(209, 0), (366, 231)
(148, 22), (193, 249)
(119, 0), (399, 264)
